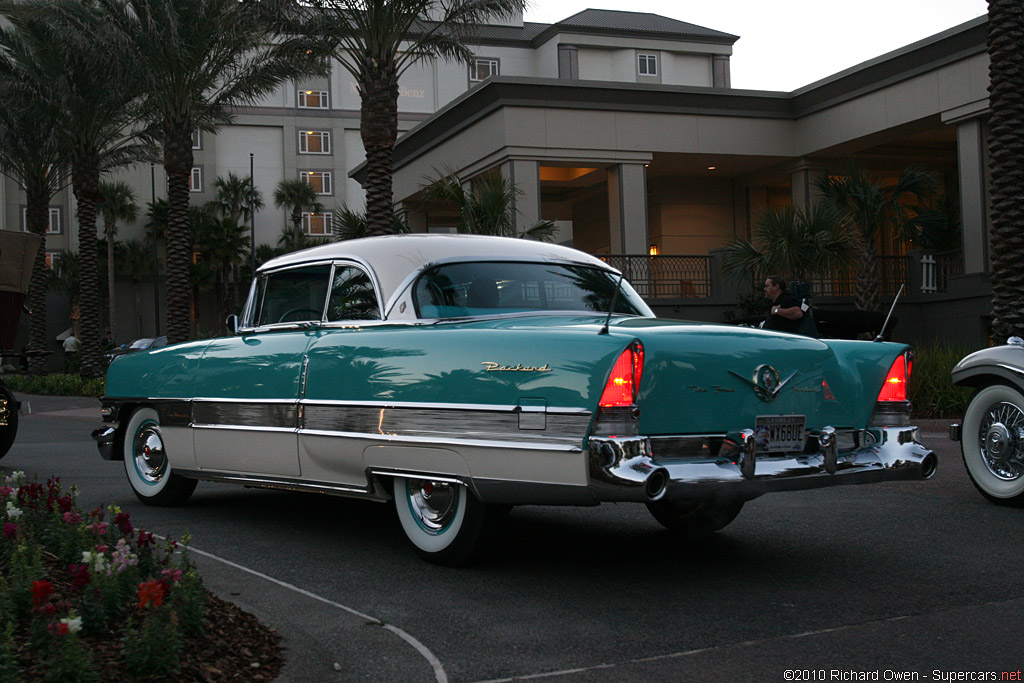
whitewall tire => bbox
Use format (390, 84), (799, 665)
(123, 407), (197, 506)
(961, 384), (1024, 506)
(393, 476), (486, 566)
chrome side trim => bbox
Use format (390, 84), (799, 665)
(192, 424), (298, 434)
(192, 402), (297, 430)
(300, 398), (591, 415)
(300, 428), (583, 452)
(303, 403), (590, 446)
(173, 468), (389, 502)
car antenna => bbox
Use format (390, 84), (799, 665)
(873, 284), (905, 342)
(599, 273), (625, 336)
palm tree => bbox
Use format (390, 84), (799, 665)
(0, 78), (67, 373)
(99, 181), (139, 344)
(213, 172), (265, 225)
(49, 251), (80, 322)
(0, 0), (145, 377)
(282, 0), (528, 237)
(816, 164), (938, 312)
(192, 202), (251, 324)
(418, 169), (557, 240)
(96, 0), (319, 345)
(118, 239), (153, 338)
(273, 179), (325, 246)
(720, 204), (860, 284)
(987, 0), (1024, 341)
(332, 205), (410, 240)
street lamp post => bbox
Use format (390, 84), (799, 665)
(249, 153), (255, 278)
(151, 162), (160, 336)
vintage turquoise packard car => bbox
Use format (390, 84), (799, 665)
(94, 234), (937, 564)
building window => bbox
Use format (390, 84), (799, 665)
(302, 171), (333, 195)
(192, 128), (202, 150)
(298, 89), (329, 109)
(299, 130), (331, 154)
(22, 207), (62, 235)
(302, 211), (333, 236)
(44, 251), (57, 269)
(470, 58), (499, 82)
(638, 53), (658, 76)
(190, 166), (203, 192)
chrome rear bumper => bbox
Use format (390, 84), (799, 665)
(588, 425), (936, 503)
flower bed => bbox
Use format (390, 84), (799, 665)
(0, 471), (282, 681)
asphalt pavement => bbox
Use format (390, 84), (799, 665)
(6, 392), (1023, 683)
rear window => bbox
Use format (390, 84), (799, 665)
(413, 261), (648, 318)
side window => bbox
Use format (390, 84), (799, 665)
(327, 265), (380, 321)
(253, 265), (331, 326)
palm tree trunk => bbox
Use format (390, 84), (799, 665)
(105, 221), (117, 344)
(73, 171), (103, 379)
(987, 0), (1024, 341)
(854, 242), (881, 313)
(359, 76), (399, 237)
(24, 196), (49, 375)
(164, 125), (195, 344)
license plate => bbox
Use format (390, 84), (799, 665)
(754, 414), (806, 453)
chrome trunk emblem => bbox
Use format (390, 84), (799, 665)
(729, 365), (797, 402)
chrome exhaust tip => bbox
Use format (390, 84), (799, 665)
(645, 469), (668, 501)
(919, 452), (938, 480)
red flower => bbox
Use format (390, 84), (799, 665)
(115, 511), (133, 535)
(2, 522), (16, 540)
(31, 580), (53, 606)
(48, 622), (69, 636)
(137, 580), (166, 609)
(136, 529), (155, 548)
(68, 564), (91, 592)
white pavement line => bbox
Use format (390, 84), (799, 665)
(181, 543), (449, 683)
(469, 614), (922, 683)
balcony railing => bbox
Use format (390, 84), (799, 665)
(599, 255), (711, 298)
(600, 253), (961, 300)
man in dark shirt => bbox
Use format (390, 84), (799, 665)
(762, 275), (803, 333)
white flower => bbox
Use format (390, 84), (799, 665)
(61, 616), (83, 633)
(5, 501), (22, 519)
(11, 471), (25, 486)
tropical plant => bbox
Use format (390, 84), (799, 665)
(816, 164), (939, 312)
(986, 0), (1024, 341)
(191, 203), (251, 324)
(99, 181), (139, 343)
(49, 251), (80, 313)
(280, 0), (528, 237)
(117, 239), (154, 338)
(96, 0), (319, 345)
(332, 205), (410, 240)
(720, 203), (859, 285)
(276, 226), (330, 254)
(273, 179), (325, 248)
(212, 172), (264, 225)
(0, 79), (67, 373)
(0, 0), (147, 378)
(418, 170), (557, 240)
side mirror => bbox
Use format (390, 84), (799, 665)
(225, 314), (240, 335)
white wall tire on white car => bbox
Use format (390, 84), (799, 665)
(961, 384), (1024, 506)
(393, 476), (486, 566)
(123, 407), (197, 506)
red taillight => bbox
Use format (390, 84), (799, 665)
(877, 354), (909, 402)
(599, 343), (644, 407)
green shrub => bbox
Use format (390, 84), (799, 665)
(1, 374), (104, 398)
(909, 340), (981, 419)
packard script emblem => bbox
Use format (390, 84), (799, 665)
(482, 362), (552, 372)
(728, 364), (796, 402)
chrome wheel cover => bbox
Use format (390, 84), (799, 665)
(407, 480), (460, 534)
(978, 401), (1024, 481)
(132, 421), (167, 485)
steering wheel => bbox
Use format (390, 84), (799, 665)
(278, 308), (321, 323)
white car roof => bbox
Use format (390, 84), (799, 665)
(258, 234), (617, 305)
